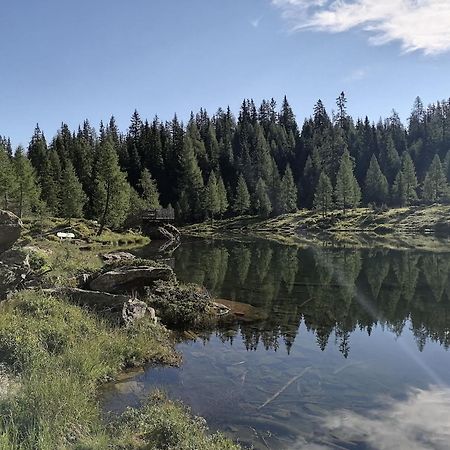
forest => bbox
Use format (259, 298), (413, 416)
(1, 93), (450, 229)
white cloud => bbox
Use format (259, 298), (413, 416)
(272, 0), (450, 55)
(344, 67), (367, 82)
(297, 386), (450, 449)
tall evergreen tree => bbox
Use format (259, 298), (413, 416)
(92, 139), (130, 235)
(13, 146), (40, 218)
(60, 160), (86, 222)
(253, 177), (272, 218)
(313, 172), (333, 217)
(423, 154), (448, 203)
(392, 153), (418, 206)
(204, 171), (220, 220)
(217, 175), (229, 218)
(234, 174), (250, 215)
(335, 149), (361, 213)
(279, 164), (297, 213)
(177, 135), (204, 220)
(28, 124), (47, 176)
(40, 149), (62, 214)
(0, 145), (16, 210)
(364, 155), (389, 205)
(139, 168), (160, 210)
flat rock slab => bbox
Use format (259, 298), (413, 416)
(89, 265), (174, 294)
(0, 211), (22, 255)
(44, 287), (130, 309)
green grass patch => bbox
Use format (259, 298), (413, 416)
(0, 290), (223, 449)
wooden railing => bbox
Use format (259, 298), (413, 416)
(142, 208), (175, 221)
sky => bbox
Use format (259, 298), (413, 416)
(1, 0), (450, 146)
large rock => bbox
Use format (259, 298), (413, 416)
(0, 211), (22, 255)
(88, 265), (174, 294)
(44, 287), (130, 309)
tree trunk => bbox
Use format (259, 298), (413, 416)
(97, 182), (111, 236)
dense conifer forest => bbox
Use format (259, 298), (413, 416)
(1, 93), (450, 228)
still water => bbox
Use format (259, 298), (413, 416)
(103, 238), (450, 449)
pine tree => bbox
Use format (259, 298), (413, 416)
(92, 139), (130, 235)
(177, 135), (204, 220)
(13, 146), (40, 218)
(379, 135), (400, 184)
(313, 172), (333, 217)
(204, 171), (220, 220)
(364, 155), (388, 205)
(234, 174), (250, 215)
(139, 168), (160, 210)
(335, 149), (361, 213)
(253, 177), (272, 217)
(0, 145), (16, 210)
(60, 160), (86, 222)
(216, 175), (229, 218)
(279, 164), (297, 213)
(423, 154), (448, 203)
(40, 149), (62, 215)
(28, 124), (47, 176)
(392, 153), (418, 206)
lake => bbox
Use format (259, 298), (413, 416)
(102, 237), (450, 449)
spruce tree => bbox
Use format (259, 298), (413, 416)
(423, 154), (448, 203)
(313, 172), (333, 217)
(234, 174), (250, 215)
(204, 172), (220, 220)
(40, 149), (62, 215)
(177, 135), (204, 220)
(13, 146), (40, 218)
(379, 135), (400, 184)
(254, 177), (272, 218)
(60, 160), (86, 222)
(0, 145), (16, 210)
(364, 155), (388, 205)
(279, 164), (297, 213)
(335, 149), (361, 213)
(28, 124), (47, 177)
(92, 139), (130, 235)
(217, 175), (229, 218)
(392, 153), (418, 206)
(139, 168), (160, 210)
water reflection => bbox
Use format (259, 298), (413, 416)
(169, 239), (450, 356)
(108, 239), (450, 449)
(302, 386), (450, 450)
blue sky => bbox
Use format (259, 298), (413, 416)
(1, 0), (450, 146)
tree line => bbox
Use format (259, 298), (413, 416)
(1, 93), (450, 229)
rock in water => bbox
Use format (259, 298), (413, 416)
(0, 211), (22, 255)
(88, 265), (174, 294)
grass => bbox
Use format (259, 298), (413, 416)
(183, 205), (450, 252)
(19, 217), (150, 286)
(0, 220), (240, 449)
(0, 290), (182, 449)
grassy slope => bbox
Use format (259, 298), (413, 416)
(184, 205), (450, 251)
(0, 219), (240, 450)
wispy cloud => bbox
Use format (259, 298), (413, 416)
(344, 67), (367, 82)
(251, 16), (263, 28)
(272, 0), (450, 55)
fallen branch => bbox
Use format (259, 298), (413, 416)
(258, 366), (312, 410)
